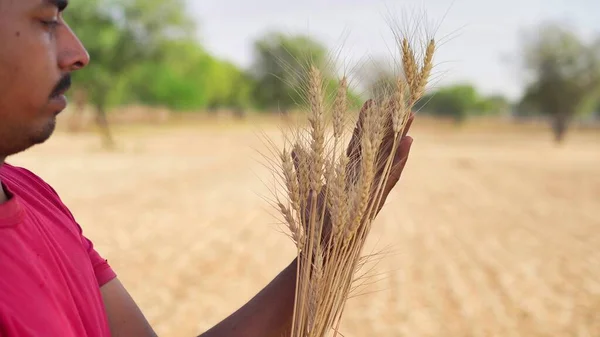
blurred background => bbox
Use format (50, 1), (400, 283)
(9, 0), (600, 336)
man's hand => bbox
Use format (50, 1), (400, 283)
(293, 99), (415, 250)
(345, 99), (415, 215)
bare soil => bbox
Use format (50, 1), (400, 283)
(8, 118), (600, 337)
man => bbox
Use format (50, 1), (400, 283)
(0, 0), (414, 336)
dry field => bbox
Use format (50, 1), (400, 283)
(7, 117), (600, 336)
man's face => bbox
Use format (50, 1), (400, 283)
(0, 0), (89, 158)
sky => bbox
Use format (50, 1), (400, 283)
(187, 0), (600, 101)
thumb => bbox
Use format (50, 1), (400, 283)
(291, 144), (306, 175)
(372, 136), (413, 217)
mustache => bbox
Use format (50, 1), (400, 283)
(49, 74), (72, 98)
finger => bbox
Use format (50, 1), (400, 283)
(317, 186), (332, 243)
(291, 144), (309, 174)
(377, 110), (414, 174)
(371, 136), (413, 217)
(346, 99), (371, 158)
(375, 111), (399, 174)
(382, 136), (413, 198)
(291, 148), (300, 173)
(402, 112), (415, 138)
(291, 145), (308, 191)
(345, 99), (372, 184)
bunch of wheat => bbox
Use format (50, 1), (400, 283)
(270, 31), (435, 337)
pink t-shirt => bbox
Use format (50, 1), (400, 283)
(0, 163), (116, 336)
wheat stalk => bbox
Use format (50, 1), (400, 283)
(270, 22), (436, 337)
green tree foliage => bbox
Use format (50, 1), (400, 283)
(64, 0), (262, 145)
(124, 40), (253, 113)
(516, 21), (600, 143)
(250, 32), (360, 113)
(204, 58), (254, 111)
(477, 95), (511, 116)
(63, 0), (196, 146)
(125, 40), (209, 111)
(62, 0), (391, 138)
(418, 84), (478, 122)
(415, 84), (508, 123)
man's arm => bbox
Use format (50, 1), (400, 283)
(100, 278), (158, 337)
(100, 258), (298, 337)
(200, 258), (297, 337)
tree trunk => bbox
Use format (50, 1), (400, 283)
(551, 113), (569, 144)
(95, 104), (115, 149)
(233, 107), (247, 119)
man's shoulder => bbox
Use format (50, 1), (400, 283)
(0, 162), (33, 178)
(1, 162), (45, 181)
(1, 162), (57, 196)
(0, 162), (73, 217)
(1, 162), (41, 179)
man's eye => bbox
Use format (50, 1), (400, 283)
(40, 19), (60, 29)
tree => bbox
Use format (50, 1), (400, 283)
(476, 95), (511, 116)
(517, 21), (600, 143)
(250, 32), (331, 114)
(355, 57), (397, 100)
(356, 56), (511, 122)
(63, 0), (195, 148)
(416, 84), (482, 123)
(127, 40), (215, 112)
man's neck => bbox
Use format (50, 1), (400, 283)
(0, 158), (7, 204)
(0, 185), (6, 204)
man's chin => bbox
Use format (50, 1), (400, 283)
(30, 117), (56, 145)
(0, 115), (58, 159)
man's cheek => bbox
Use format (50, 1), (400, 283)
(0, 49), (22, 89)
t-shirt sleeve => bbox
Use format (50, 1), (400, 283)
(80, 233), (118, 287)
(51, 194), (118, 287)
(52, 192), (118, 287)
(10, 165), (117, 287)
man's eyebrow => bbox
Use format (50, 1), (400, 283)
(42, 0), (69, 12)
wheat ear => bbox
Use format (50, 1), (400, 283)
(268, 23), (436, 337)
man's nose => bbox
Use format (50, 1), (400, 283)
(57, 23), (90, 72)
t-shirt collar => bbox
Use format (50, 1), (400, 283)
(0, 182), (25, 228)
